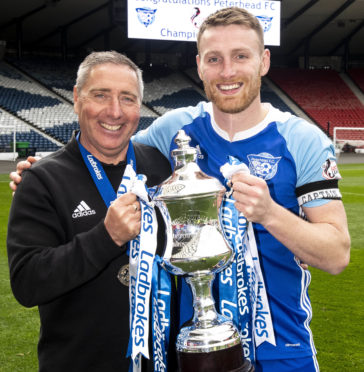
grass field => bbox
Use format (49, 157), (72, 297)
(0, 164), (363, 371)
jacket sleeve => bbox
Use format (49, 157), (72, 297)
(7, 169), (123, 308)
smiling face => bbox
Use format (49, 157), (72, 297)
(73, 63), (141, 164)
(196, 24), (270, 115)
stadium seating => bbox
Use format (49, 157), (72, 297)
(0, 108), (60, 152)
(2, 58), (160, 146)
(0, 58), (301, 154)
(268, 68), (364, 137)
(348, 68), (364, 93)
(0, 60), (78, 139)
(4, 57), (362, 155)
(143, 67), (206, 114)
(260, 82), (295, 114)
(8, 56), (77, 102)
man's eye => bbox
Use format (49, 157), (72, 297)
(207, 57), (219, 63)
(94, 93), (107, 100)
(120, 96), (136, 104)
(236, 54), (247, 60)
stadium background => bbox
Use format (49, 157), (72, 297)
(0, 0), (363, 156)
(0, 1), (363, 371)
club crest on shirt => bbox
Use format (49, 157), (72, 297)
(247, 153), (281, 180)
(321, 158), (341, 180)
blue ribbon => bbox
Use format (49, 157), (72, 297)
(151, 255), (172, 371)
(216, 155), (255, 364)
(218, 194), (254, 364)
(76, 132), (136, 206)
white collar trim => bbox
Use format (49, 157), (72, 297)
(206, 103), (290, 142)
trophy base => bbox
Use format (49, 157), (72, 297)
(177, 343), (254, 372)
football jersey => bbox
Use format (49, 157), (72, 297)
(133, 101), (342, 360)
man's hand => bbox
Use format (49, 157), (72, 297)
(9, 156), (40, 195)
(104, 193), (141, 246)
(231, 172), (310, 270)
(231, 172), (350, 274)
(231, 172), (275, 225)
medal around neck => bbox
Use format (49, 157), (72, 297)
(154, 130), (253, 372)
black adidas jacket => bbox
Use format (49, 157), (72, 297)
(7, 133), (178, 372)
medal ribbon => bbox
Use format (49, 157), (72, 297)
(76, 132), (136, 206)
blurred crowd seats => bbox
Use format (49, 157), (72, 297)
(348, 68), (364, 93)
(268, 68), (364, 137)
(1, 57), (363, 155)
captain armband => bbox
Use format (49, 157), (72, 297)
(296, 179), (342, 207)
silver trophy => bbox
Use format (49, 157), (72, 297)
(155, 130), (253, 372)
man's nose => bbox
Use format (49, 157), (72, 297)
(106, 96), (123, 118)
(220, 59), (236, 79)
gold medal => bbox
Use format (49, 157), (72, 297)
(117, 264), (129, 286)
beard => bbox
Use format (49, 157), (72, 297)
(203, 73), (262, 114)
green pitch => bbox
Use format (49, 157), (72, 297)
(0, 164), (363, 371)
(310, 163), (364, 371)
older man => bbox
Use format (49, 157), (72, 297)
(7, 51), (175, 372)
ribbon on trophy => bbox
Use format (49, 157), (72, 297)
(119, 169), (171, 372)
(217, 156), (276, 365)
(150, 254), (172, 372)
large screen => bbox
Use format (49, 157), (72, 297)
(127, 1), (280, 46)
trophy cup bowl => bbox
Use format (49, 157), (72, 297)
(155, 130), (253, 372)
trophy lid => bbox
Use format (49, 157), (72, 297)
(155, 130), (223, 200)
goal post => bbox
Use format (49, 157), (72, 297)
(333, 127), (364, 154)
(0, 122), (17, 161)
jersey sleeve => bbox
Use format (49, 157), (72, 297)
(133, 103), (205, 159)
(133, 111), (178, 158)
(7, 169), (123, 308)
(280, 118), (342, 208)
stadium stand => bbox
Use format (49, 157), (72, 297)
(8, 56), (78, 102)
(0, 60), (77, 144)
(3, 57), (362, 156)
(0, 108), (60, 154)
(0, 57), (304, 155)
(261, 81), (295, 114)
(348, 68), (364, 94)
(143, 67), (206, 115)
(268, 68), (364, 138)
(3, 57), (160, 145)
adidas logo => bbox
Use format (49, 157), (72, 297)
(72, 201), (96, 219)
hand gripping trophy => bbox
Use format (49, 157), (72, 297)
(155, 130), (254, 372)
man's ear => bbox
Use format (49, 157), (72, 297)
(260, 48), (271, 77)
(196, 54), (203, 81)
(73, 86), (79, 114)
